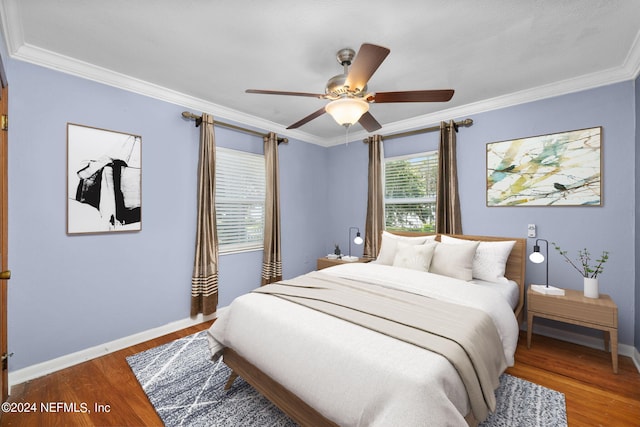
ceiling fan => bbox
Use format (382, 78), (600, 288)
(246, 43), (454, 132)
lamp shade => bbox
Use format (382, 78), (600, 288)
(325, 97), (369, 126)
(529, 251), (545, 263)
(354, 232), (363, 245)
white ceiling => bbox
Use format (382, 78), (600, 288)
(2, 0), (640, 146)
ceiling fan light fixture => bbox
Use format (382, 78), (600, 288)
(325, 97), (369, 127)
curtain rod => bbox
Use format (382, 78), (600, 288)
(363, 118), (473, 142)
(181, 111), (288, 144)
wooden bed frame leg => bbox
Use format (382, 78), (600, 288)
(224, 371), (239, 390)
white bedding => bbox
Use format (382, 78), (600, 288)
(470, 278), (520, 310)
(208, 263), (519, 426)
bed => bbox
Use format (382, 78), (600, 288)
(208, 233), (526, 426)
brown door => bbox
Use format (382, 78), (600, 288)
(0, 51), (10, 404)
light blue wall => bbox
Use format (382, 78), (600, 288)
(325, 141), (369, 258)
(329, 82), (637, 347)
(279, 137), (331, 277)
(4, 57), (329, 371)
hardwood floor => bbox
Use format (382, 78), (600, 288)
(507, 332), (640, 427)
(0, 321), (214, 427)
(0, 324), (638, 426)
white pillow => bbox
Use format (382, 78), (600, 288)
(392, 241), (436, 272)
(440, 235), (516, 283)
(376, 231), (437, 265)
(429, 241), (480, 281)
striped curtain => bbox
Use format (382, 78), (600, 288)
(261, 132), (282, 285)
(435, 120), (462, 234)
(363, 135), (384, 259)
(191, 113), (219, 316)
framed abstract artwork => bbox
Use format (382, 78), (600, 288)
(486, 127), (602, 206)
(67, 123), (142, 234)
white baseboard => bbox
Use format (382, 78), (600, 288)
(528, 323), (640, 373)
(632, 347), (640, 373)
(8, 312), (218, 387)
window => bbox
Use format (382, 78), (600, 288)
(215, 147), (265, 254)
(384, 151), (438, 232)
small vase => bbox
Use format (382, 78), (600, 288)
(583, 277), (599, 299)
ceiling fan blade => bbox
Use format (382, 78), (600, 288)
(345, 43), (390, 92)
(246, 89), (326, 98)
(371, 89), (454, 103)
(358, 111), (382, 132)
(286, 107), (327, 129)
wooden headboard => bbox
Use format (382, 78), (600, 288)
(387, 232), (526, 324)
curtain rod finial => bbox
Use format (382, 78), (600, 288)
(182, 111), (202, 126)
(182, 111), (200, 120)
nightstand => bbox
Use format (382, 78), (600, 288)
(317, 257), (371, 270)
(527, 285), (618, 373)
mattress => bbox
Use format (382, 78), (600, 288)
(470, 278), (520, 310)
(208, 263), (519, 426)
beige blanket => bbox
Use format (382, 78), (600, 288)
(253, 270), (507, 422)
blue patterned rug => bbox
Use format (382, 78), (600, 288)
(126, 331), (567, 426)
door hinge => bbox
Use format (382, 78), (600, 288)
(1, 352), (13, 370)
(0, 114), (7, 131)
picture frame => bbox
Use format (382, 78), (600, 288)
(486, 126), (602, 206)
(67, 123), (142, 234)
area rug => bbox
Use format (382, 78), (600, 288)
(126, 331), (567, 427)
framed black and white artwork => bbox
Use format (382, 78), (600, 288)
(67, 123), (142, 234)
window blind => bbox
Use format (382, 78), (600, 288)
(215, 147), (265, 254)
(384, 151), (438, 232)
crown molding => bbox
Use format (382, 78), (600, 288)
(3, 3), (640, 148)
(624, 27), (640, 80)
(0, 0), (23, 56)
(8, 41), (327, 145)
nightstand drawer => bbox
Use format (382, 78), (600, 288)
(528, 290), (617, 327)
